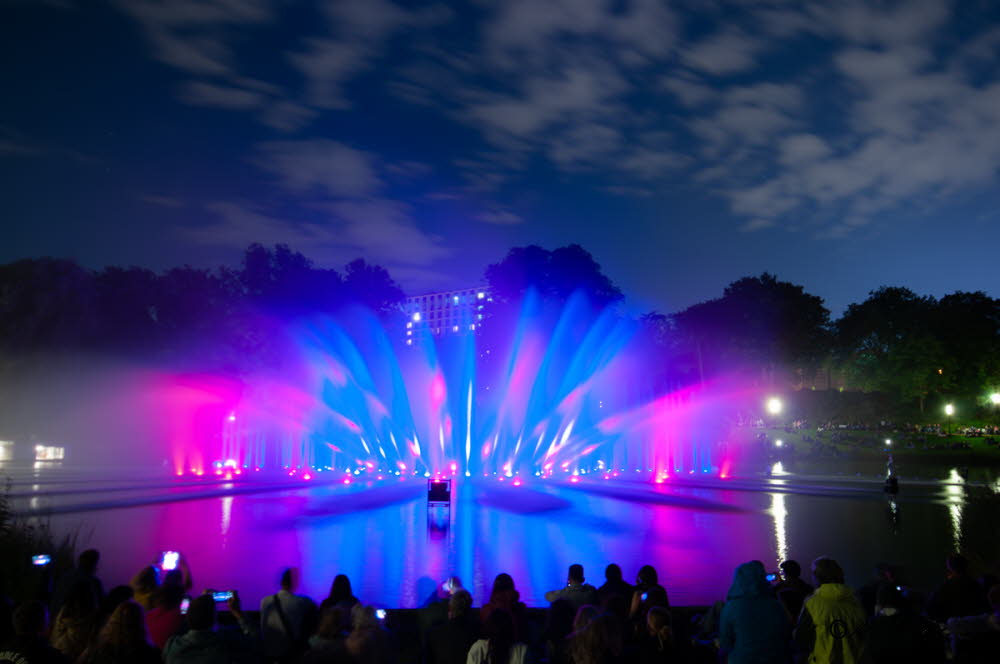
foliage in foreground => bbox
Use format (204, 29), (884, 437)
(0, 480), (78, 603)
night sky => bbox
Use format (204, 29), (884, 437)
(3, 0), (999, 315)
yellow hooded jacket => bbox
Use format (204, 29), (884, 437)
(793, 583), (866, 664)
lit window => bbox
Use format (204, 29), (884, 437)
(477, 292), (485, 299)
(453, 325), (459, 332)
(34, 445), (65, 461)
(478, 314), (483, 320)
(453, 295), (459, 303)
(469, 324), (476, 330)
(406, 330), (412, 336)
(413, 312), (421, 322)
(406, 322), (412, 329)
(406, 339), (412, 346)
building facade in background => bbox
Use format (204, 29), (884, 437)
(403, 287), (493, 344)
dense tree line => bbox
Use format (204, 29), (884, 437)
(0, 244), (403, 371)
(2, 243), (998, 413)
(483, 248), (1000, 415)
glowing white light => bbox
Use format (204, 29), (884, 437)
(766, 397), (783, 415)
(452, 325), (458, 332)
(945, 403), (955, 416)
(221, 495), (233, 535)
(477, 292), (485, 299)
(990, 393), (1000, 405)
(227, 412), (236, 422)
(406, 322), (412, 329)
(946, 468), (964, 550)
(769, 492), (788, 568)
(412, 312), (421, 322)
(775, 439), (783, 447)
(453, 295), (459, 303)
(885, 438), (892, 446)
(406, 339), (412, 345)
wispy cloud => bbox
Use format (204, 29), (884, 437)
(255, 140), (382, 198)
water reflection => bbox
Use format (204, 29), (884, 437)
(221, 492), (233, 535)
(11, 466), (987, 608)
(885, 497), (900, 534)
(945, 468), (964, 551)
(769, 492), (788, 568)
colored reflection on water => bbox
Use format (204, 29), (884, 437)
(6, 468), (975, 609)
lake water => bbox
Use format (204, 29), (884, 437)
(5, 459), (996, 609)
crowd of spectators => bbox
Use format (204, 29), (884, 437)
(2, 549), (998, 663)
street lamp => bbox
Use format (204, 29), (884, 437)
(944, 403), (955, 435)
(766, 397), (783, 416)
(990, 393), (1000, 406)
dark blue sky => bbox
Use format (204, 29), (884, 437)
(3, 0), (999, 315)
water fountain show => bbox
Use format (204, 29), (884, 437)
(4, 278), (989, 610)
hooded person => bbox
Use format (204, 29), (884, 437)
(794, 557), (866, 664)
(719, 561), (792, 664)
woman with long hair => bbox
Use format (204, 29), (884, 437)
(322, 573), (360, 611)
(78, 599), (159, 664)
(481, 573), (527, 640)
(345, 604), (393, 664)
(637, 606), (674, 664)
(50, 581), (99, 661)
(467, 609), (527, 664)
(130, 566), (159, 611)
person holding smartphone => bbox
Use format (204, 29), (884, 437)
(544, 564), (597, 611)
(719, 561), (791, 664)
(162, 593), (256, 664)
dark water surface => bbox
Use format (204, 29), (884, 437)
(5, 461), (995, 609)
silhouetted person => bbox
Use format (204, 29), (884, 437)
(345, 604), (394, 664)
(0, 600), (68, 664)
(568, 609), (622, 664)
(858, 562), (898, 618)
(321, 573), (360, 612)
(98, 585), (135, 628)
(50, 580), (100, 660)
(860, 584), (944, 664)
(130, 566), (159, 611)
(260, 567), (317, 662)
(163, 593), (257, 664)
(78, 599), (160, 664)
(543, 599), (576, 664)
(146, 581), (187, 649)
(481, 574), (527, 641)
(775, 560), (814, 624)
(426, 589), (481, 664)
(467, 609), (527, 664)
(927, 553), (989, 623)
(719, 561), (791, 664)
(545, 564), (598, 611)
(52, 549), (104, 616)
(794, 556), (866, 664)
(309, 605), (348, 647)
(946, 583), (1000, 661)
(636, 606), (674, 664)
(597, 564), (634, 606)
(629, 565), (669, 633)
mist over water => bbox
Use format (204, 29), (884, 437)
(1, 291), (737, 479)
(3, 293), (992, 609)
